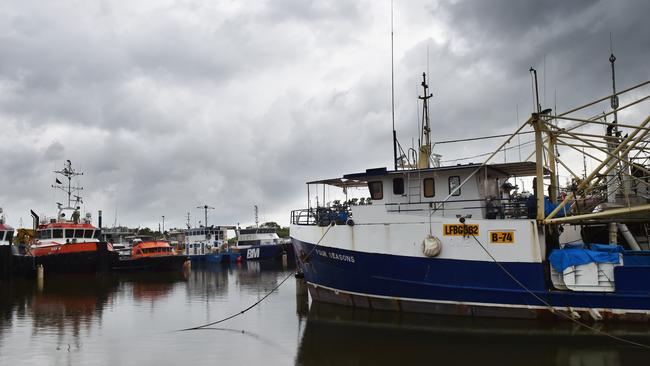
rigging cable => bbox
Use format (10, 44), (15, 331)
(434, 131), (534, 145)
(468, 231), (650, 350)
(440, 139), (536, 163)
(177, 222), (336, 332)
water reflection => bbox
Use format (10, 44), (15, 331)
(3, 263), (647, 366)
(0, 273), (187, 342)
(296, 302), (650, 366)
(30, 275), (119, 338)
(235, 261), (290, 293)
(124, 272), (187, 302)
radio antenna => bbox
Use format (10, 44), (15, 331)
(390, 0), (398, 170)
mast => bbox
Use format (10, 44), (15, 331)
(52, 160), (83, 210)
(607, 34), (620, 137)
(390, 0), (398, 170)
(254, 205), (259, 228)
(606, 35), (621, 244)
(417, 72), (433, 169)
(196, 204), (214, 239)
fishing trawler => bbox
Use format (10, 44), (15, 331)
(291, 64), (650, 322)
(29, 160), (118, 273)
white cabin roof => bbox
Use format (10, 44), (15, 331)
(308, 161), (546, 187)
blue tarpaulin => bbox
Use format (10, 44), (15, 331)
(544, 197), (569, 217)
(526, 196), (571, 219)
(549, 248), (621, 273)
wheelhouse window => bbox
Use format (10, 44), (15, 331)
(65, 230), (74, 238)
(449, 176), (461, 196)
(41, 230), (52, 239)
(368, 181), (383, 200)
(5, 231), (13, 242)
(75, 229), (85, 238)
(423, 178), (435, 198)
(93, 231), (100, 239)
(53, 229), (63, 238)
(84, 230), (94, 238)
(393, 178), (404, 195)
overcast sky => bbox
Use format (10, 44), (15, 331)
(1, 0), (649, 229)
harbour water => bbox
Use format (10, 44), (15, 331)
(1, 262), (648, 366)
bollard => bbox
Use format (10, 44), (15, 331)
(282, 252), (288, 268)
(36, 264), (44, 292)
(295, 275), (308, 297)
(295, 275), (309, 316)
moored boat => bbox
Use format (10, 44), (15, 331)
(291, 70), (650, 322)
(28, 161), (118, 274)
(232, 226), (292, 261)
(184, 225), (239, 263)
(113, 236), (188, 272)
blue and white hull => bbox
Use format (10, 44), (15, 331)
(234, 244), (291, 261)
(291, 220), (650, 321)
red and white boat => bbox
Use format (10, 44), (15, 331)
(29, 160), (118, 273)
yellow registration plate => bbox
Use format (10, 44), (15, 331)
(489, 231), (515, 244)
(443, 224), (479, 236)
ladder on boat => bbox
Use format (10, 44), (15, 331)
(406, 170), (422, 204)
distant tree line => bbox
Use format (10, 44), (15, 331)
(261, 221), (289, 238)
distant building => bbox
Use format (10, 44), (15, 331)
(100, 226), (137, 245)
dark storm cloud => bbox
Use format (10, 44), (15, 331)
(0, 0), (648, 228)
(391, 0), (650, 162)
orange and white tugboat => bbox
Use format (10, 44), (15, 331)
(29, 160), (118, 274)
(112, 235), (189, 272)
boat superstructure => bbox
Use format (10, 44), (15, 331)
(184, 226), (230, 256)
(291, 68), (650, 321)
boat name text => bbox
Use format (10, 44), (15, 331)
(315, 249), (356, 263)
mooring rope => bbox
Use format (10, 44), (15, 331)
(469, 233), (650, 350)
(177, 222), (335, 332)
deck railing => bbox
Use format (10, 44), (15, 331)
(291, 206), (353, 226)
(385, 198), (531, 219)
(291, 197), (532, 225)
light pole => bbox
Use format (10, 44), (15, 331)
(162, 215), (165, 238)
